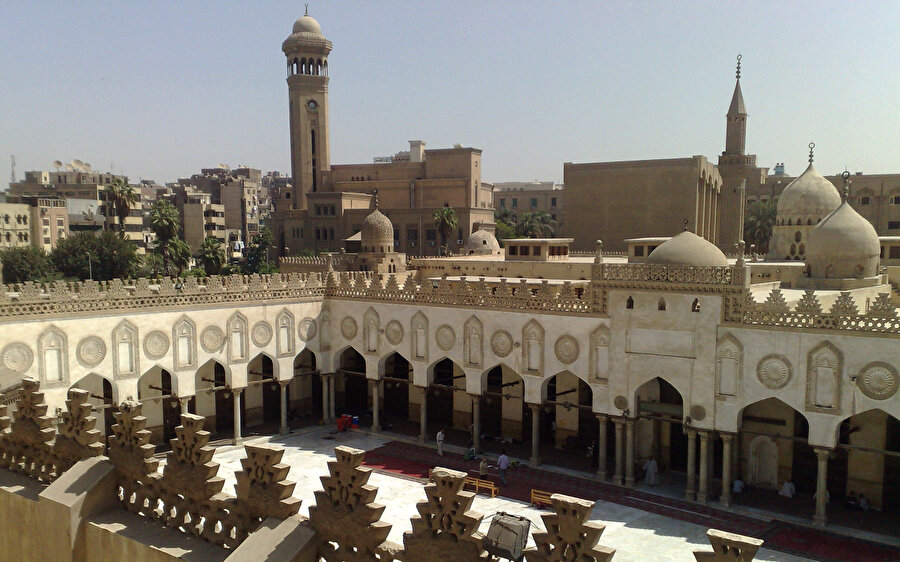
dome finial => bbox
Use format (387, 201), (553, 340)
(683, 218), (689, 232)
(841, 170), (851, 203)
(372, 188), (379, 209)
(808, 141), (815, 163)
(305, 3), (309, 16)
(736, 54), (742, 80)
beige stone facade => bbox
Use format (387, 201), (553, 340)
(493, 181), (564, 223)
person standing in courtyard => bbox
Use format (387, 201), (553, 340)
(497, 450), (510, 486)
(643, 457), (659, 486)
(436, 428), (445, 456)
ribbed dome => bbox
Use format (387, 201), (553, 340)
(806, 201), (880, 278)
(776, 163), (841, 224)
(646, 231), (729, 267)
(292, 15), (323, 36)
(464, 229), (500, 254)
(360, 209), (394, 252)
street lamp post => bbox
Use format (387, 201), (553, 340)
(86, 251), (93, 281)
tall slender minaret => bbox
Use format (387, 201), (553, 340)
(724, 54), (747, 156)
(282, 9), (332, 211)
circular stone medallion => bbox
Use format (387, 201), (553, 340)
(144, 330), (170, 360)
(200, 326), (225, 353)
(690, 405), (707, 421)
(77, 336), (106, 368)
(491, 330), (513, 358)
(858, 362), (898, 400)
(613, 395), (629, 410)
(341, 317), (358, 340)
(2, 342), (34, 373)
(554, 335), (579, 364)
(385, 320), (404, 346)
(298, 317), (317, 342)
(436, 325), (456, 351)
(252, 321), (273, 347)
(757, 355), (792, 390)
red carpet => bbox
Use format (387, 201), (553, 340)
(361, 441), (900, 562)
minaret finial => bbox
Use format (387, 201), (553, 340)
(305, 3), (309, 16)
(808, 141), (815, 164)
(841, 170), (851, 203)
(372, 188), (379, 209)
(683, 218), (689, 232)
(736, 54), (742, 80)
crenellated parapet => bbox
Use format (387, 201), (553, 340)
(740, 289), (900, 334)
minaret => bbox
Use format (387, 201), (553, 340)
(283, 8), (332, 210)
(724, 54), (747, 156)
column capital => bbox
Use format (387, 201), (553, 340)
(527, 402), (542, 412)
(613, 416), (625, 426)
(698, 428), (711, 441)
(719, 431), (735, 443)
(595, 413), (608, 422)
(624, 417), (635, 428)
(686, 427), (698, 438)
(813, 447), (833, 460)
(278, 379), (290, 388)
(232, 387), (244, 396)
(467, 392), (482, 400)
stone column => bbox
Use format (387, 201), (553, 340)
(232, 388), (243, 446)
(685, 428), (697, 500)
(529, 403), (541, 466)
(371, 380), (381, 433)
(328, 374), (336, 420)
(470, 394), (481, 452)
(614, 417), (625, 485)
(418, 386), (427, 443)
(625, 418), (635, 487)
(279, 381), (290, 435)
(320, 373), (330, 424)
(720, 432), (733, 507)
(596, 414), (607, 480)
(179, 397), (190, 415)
(697, 430), (710, 504)
(813, 447), (830, 527)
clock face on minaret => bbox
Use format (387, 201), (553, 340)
(283, 13), (332, 211)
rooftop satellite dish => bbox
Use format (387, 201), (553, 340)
(71, 159), (85, 172)
(52, 160), (63, 171)
(65, 164), (75, 172)
(83, 163), (92, 172)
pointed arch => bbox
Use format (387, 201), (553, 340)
(363, 307), (380, 355)
(589, 325), (610, 383)
(276, 308), (295, 357)
(463, 315), (483, 368)
(112, 319), (139, 379)
(522, 319), (544, 375)
(410, 311), (428, 362)
(626, 296), (634, 309)
(806, 341), (842, 414)
(38, 325), (68, 386)
(227, 311), (249, 363)
(172, 315), (197, 371)
(715, 333), (742, 398)
(657, 297), (667, 311)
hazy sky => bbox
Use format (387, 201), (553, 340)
(1, 1), (898, 187)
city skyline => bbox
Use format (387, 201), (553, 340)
(1, 0), (898, 186)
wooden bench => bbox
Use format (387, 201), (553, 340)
(464, 476), (499, 498)
(531, 488), (553, 508)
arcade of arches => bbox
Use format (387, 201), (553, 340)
(62, 351), (900, 527)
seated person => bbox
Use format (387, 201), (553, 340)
(859, 494), (870, 511)
(732, 478), (745, 494)
(778, 478), (795, 498)
(479, 457), (488, 478)
(464, 447), (476, 461)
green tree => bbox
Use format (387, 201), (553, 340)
(52, 231), (140, 280)
(198, 236), (225, 276)
(495, 208), (518, 229)
(494, 220), (516, 242)
(149, 199), (180, 273)
(168, 239), (192, 277)
(744, 200), (777, 254)
(517, 210), (557, 238)
(432, 206), (458, 256)
(245, 227), (275, 274)
(0, 246), (57, 283)
(106, 177), (139, 236)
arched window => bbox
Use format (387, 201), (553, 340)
(300, 58), (306, 74)
(626, 296), (634, 309)
(657, 298), (666, 311)
(794, 231), (802, 243)
(691, 298), (700, 312)
(787, 218), (792, 226)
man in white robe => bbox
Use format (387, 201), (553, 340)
(778, 478), (795, 498)
(643, 458), (659, 486)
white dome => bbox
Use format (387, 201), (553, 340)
(464, 229), (500, 254)
(806, 201), (880, 278)
(646, 231), (729, 267)
(292, 15), (323, 36)
(776, 163), (841, 225)
(360, 209), (394, 252)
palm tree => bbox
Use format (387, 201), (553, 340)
(198, 236), (224, 275)
(517, 210), (557, 238)
(168, 239), (192, 277)
(744, 200), (777, 254)
(432, 206), (458, 256)
(149, 199), (180, 274)
(107, 177), (138, 236)
(495, 208), (518, 229)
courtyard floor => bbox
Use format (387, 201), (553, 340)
(156, 424), (899, 562)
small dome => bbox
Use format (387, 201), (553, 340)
(776, 163), (841, 224)
(360, 209), (394, 252)
(464, 229), (501, 255)
(646, 231), (729, 267)
(806, 201), (880, 278)
(292, 15), (323, 36)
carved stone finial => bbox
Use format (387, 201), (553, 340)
(309, 446), (392, 559)
(162, 413), (225, 502)
(108, 399), (159, 478)
(55, 388), (104, 470)
(736, 53), (742, 80)
(694, 529), (763, 561)
(808, 141), (815, 164)
(234, 444), (301, 521)
(736, 240), (745, 266)
(403, 467), (485, 559)
(594, 239), (604, 264)
(525, 493), (615, 562)
(841, 170), (851, 202)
